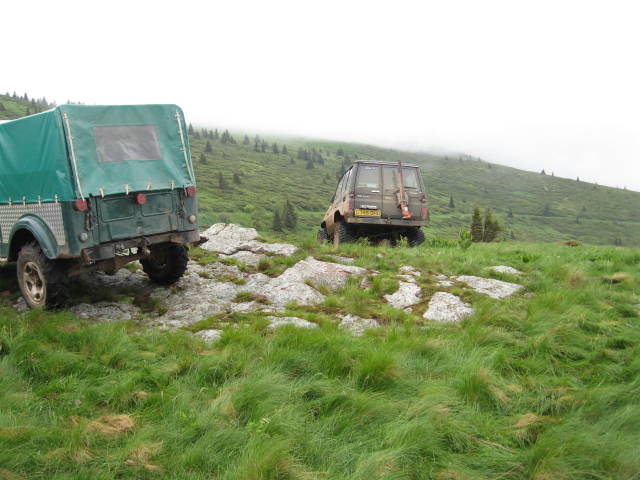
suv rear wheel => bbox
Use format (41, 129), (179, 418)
(141, 245), (189, 285)
(333, 220), (356, 246)
(17, 241), (70, 309)
(405, 227), (425, 247)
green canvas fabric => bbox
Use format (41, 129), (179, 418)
(0, 108), (74, 203)
(0, 104), (195, 203)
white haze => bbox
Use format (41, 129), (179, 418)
(4, 0), (640, 191)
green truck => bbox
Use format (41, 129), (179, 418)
(0, 104), (199, 308)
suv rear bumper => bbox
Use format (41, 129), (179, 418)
(346, 217), (428, 227)
(81, 229), (200, 263)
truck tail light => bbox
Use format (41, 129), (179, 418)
(74, 199), (88, 211)
(348, 193), (355, 212)
(186, 187), (197, 197)
(135, 193), (147, 205)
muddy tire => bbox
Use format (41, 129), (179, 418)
(17, 241), (69, 309)
(333, 220), (356, 246)
(316, 228), (330, 244)
(405, 227), (425, 247)
(141, 245), (189, 285)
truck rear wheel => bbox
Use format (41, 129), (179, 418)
(17, 241), (70, 309)
(141, 245), (189, 285)
(333, 220), (356, 246)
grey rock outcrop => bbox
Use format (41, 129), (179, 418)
(456, 275), (523, 299)
(424, 292), (474, 323)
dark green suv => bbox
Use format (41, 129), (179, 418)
(0, 104), (199, 308)
(318, 160), (428, 246)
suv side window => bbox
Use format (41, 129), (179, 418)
(333, 167), (352, 203)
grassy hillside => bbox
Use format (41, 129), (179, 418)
(1, 240), (639, 479)
(2, 93), (639, 246)
(188, 129), (640, 247)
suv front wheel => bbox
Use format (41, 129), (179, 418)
(17, 241), (70, 309)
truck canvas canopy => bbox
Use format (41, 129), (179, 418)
(0, 104), (195, 204)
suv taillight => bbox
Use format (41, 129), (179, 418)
(348, 194), (355, 212)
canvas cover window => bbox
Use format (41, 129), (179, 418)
(94, 124), (162, 163)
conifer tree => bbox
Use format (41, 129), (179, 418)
(214, 129), (219, 140)
(188, 123), (195, 135)
(337, 147), (344, 156)
(470, 205), (484, 242)
(218, 172), (230, 190)
(199, 153), (207, 165)
(272, 210), (283, 232)
(272, 143), (279, 154)
(282, 200), (298, 230)
(483, 208), (501, 242)
(449, 196), (455, 208)
(205, 141), (213, 153)
(282, 145), (288, 155)
(233, 172), (241, 184)
(253, 142), (260, 153)
(243, 135), (251, 145)
(508, 208), (513, 218)
(193, 131), (201, 140)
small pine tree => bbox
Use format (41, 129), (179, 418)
(543, 204), (551, 216)
(272, 210), (283, 232)
(218, 172), (230, 190)
(306, 158), (314, 169)
(188, 123), (195, 135)
(541, 169), (546, 175)
(483, 208), (502, 242)
(272, 143), (279, 154)
(233, 172), (241, 184)
(508, 208), (513, 218)
(205, 141), (213, 153)
(282, 145), (288, 155)
(0, 102), (5, 111)
(336, 147), (344, 156)
(243, 135), (251, 145)
(282, 200), (298, 230)
(449, 196), (455, 208)
(199, 153), (207, 165)
(253, 142), (260, 152)
(193, 131), (201, 140)
(470, 205), (484, 242)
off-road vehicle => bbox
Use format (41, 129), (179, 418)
(0, 104), (199, 308)
(318, 160), (428, 246)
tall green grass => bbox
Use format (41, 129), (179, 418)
(1, 241), (639, 479)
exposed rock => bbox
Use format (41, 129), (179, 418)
(437, 280), (455, 287)
(267, 316), (318, 329)
(384, 282), (422, 309)
(491, 266), (523, 275)
(71, 301), (140, 322)
(399, 266), (421, 277)
(200, 223), (298, 257)
(424, 292), (474, 323)
(456, 275), (523, 299)
(277, 256), (368, 289)
(338, 314), (380, 336)
(195, 329), (224, 344)
(220, 250), (266, 266)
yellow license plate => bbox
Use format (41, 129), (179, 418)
(355, 209), (381, 217)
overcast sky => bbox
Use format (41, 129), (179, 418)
(5, 0), (639, 191)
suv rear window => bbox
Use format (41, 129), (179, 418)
(356, 166), (380, 188)
(94, 125), (162, 163)
(383, 167), (420, 189)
